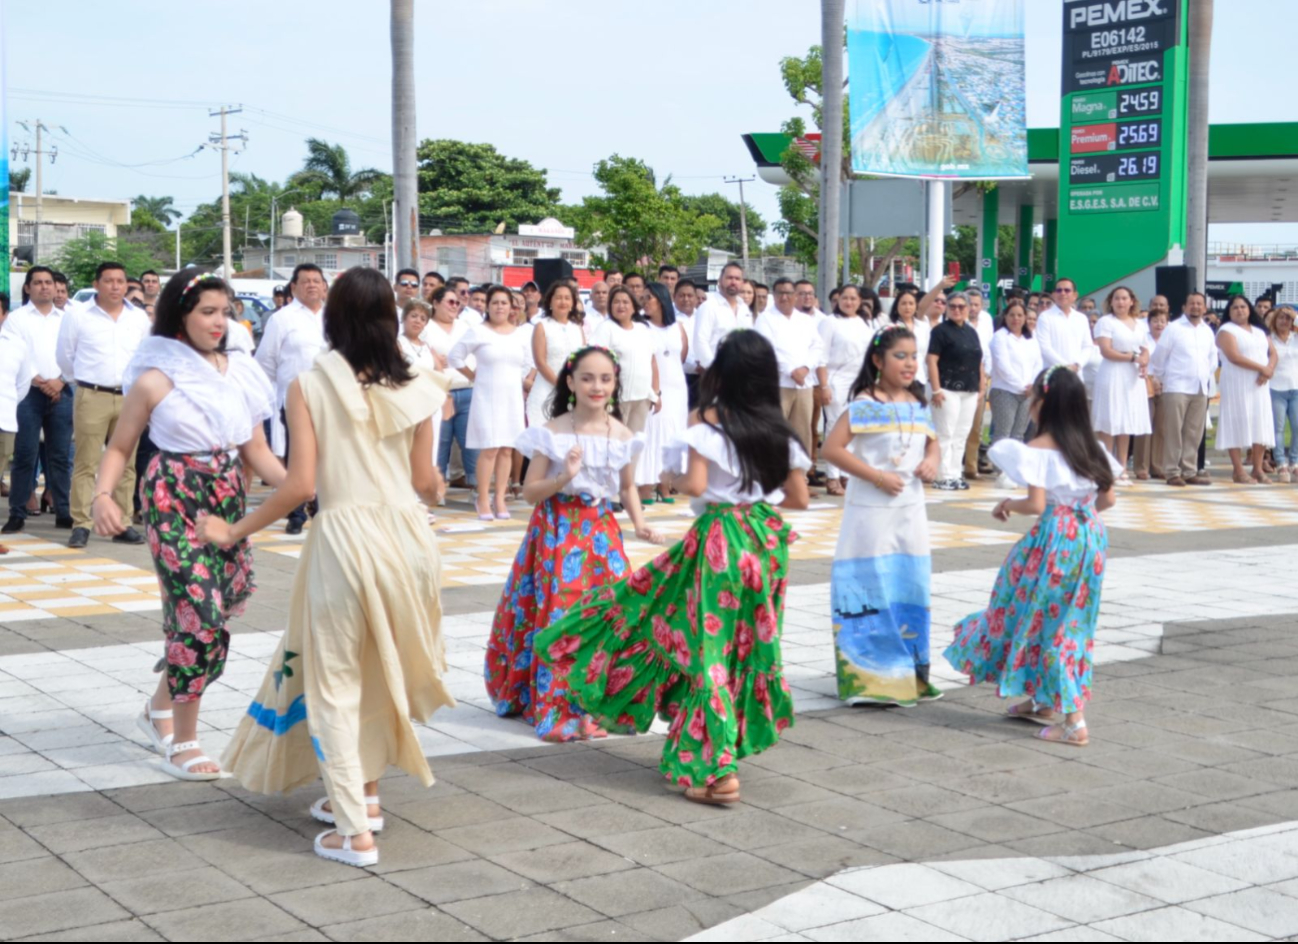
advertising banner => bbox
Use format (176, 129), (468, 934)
(848, 0), (1027, 179)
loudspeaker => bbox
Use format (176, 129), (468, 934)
(533, 259), (574, 295)
(1155, 265), (1197, 319)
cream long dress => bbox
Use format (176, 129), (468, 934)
(222, 350), (455, 837)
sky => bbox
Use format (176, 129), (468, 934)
(6, 0), (1296, 248)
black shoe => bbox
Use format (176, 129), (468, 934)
(285, 519), (304, 536)
(957, 479), (971, 491)
(934, 479), (959, 491)
(1, 515), (23, 534)
(68, 527), (90, 549)
(55, 516), (74, 530)
(113, 526), (146, 545)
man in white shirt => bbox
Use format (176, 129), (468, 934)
(793, 278), (831, 481)
(691, 262), (753, 371)
(255, 263), (328, 533)
(520, 282), (541, 322)
(140, 270), (162, 308)
(757, 280), (828, 456)
(963, 287), (997, 479)
(657, 265), (680, 295)
(585, 281), (611, 334)
(394, 268), (421, 305)
(56, 262), (151, 548)
(2, 267), (73, 535)
(1035, 278), (1096, 371)
(1149, 292), (1219, 487)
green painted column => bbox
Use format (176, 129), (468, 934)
(1016, 203), (1035, 290)
(1043, 218), (1058, 293)
(978, 185), (999, 312)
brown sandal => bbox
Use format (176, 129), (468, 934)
(685, 774), (740, 806)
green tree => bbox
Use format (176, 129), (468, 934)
(570, 156), (723, 272)
(291, 138), (387, 203)
(416, 140), (560, 233)
(679, 193), (767, 257)
(55, 230), (169, 289)
(133, 195), (181, 226)
(10, 168), (31, 193)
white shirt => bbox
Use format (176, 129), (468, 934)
(422, 318), (472, 389)
(515, 426), (645, 502)
(457, 307), (484, 329)
(1272, 332), (1298, 393)
(1035, 305), (1096, 370)
(584, 308), (610, 336)
(56, 297), (151, 388)
(397, 334), (437, 369)
(254, 299), (326, 408)
(966, 311), (995, 375)
(665, 423), (810, 515)
(989, 328), (1044, 394)
(226, 320), (255, 355)
(0, 332), (32, 431)
(676, 312), (697, 373)
(2, 302), (64, 381)
(589, 321), (656, 401)
(1149, 316), (1219, 396)
(755, 308), (825, 389)
(124, 338), (275, 454)
(691, 292), (753, 369)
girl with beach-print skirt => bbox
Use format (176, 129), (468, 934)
(535, 330), (810, 806)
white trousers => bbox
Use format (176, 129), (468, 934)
(933, 390), (980, 482)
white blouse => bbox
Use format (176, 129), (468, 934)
(1272, 332), (1298, 393)
(989, 328), (1044, 394)
(666, 423), (811, 514)
(422, 319), (472, 389)
(589, 320), (656, 401)
(397, 334), (437, 369)
(125, 337), (275, 455)
(515, 425), (645, 502)
(0, 332), (32, 432)
(989, 439), (1121, 505)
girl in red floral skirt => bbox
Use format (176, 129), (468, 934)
(486, 346), (664, 741)
(536, 330), (810, 805)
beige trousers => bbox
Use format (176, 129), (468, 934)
(1132, 396), (1163, 477)
(71, 386), (135, 528)
(780, 387), (815, 455)
(1159, 392), (1208, 480)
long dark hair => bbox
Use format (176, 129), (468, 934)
(1032, 367), (1115, 492)
(643, 282), (676, 327)
(1001, 300), (1032, 339)
(547, 346), (623, 421)
(324, 267), (415, 387)
(153, 268), (229, 352)
(890, 288), (922, 324)
(697, 330), (800, 493)
(1224, 294), (1266, 331)
(542, 281), (582, 326)
(849, 325), (927, 404)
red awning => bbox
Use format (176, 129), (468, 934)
(500, 266), (606, 289)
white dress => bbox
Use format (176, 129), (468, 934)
(525, 318), (585, 427)
(449, 323), (530, 449)
(588, 321), (656, 402)
(1091, 315), (1151, 436)
(1216, 321), (1276, 449)
(638, 322), (689, 486)
(819, 315), (872, 478)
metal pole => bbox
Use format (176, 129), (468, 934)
(926, 180), (946, 289)
(220, 108), (232, 276)
(723, 176), (755, 272)
(175, 225), (180, 270)
(841, 180), (851, 284)
(817, 0), (845, 305)
(33, 120), (42, 266)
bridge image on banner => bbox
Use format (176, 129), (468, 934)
(848, 0), (1028, 179)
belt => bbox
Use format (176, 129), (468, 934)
(77, 381), (123, 395)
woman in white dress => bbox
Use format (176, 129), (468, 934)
(526, 282), (585, 427)
(637, 282), (689, 502)
(397, 299), (436, 368)
(818, 284), (872, 496)
(1091, 286), (1151, 483)
(449, 285), (531, 519)
(1216, 295), (1277, 484)
(882, 287), (931, 387)
(588, 286), (660, 443)
(422, 287), (474, 497)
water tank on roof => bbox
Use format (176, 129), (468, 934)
(332, 209), (361, 237)
(281, 207), (303, 238)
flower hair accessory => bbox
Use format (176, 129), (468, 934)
(180, 272), (215, 300)
(1042, 365), (1062, 392)
(566, 345), (618, 370)
(872, 323), (906, 346)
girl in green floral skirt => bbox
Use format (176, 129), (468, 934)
(536, 330), (810, 805)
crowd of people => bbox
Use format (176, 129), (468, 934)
(5, 253), (1288, 868)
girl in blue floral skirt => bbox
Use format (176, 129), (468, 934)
(944, 366), (1119, 747)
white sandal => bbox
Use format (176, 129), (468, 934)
(310, 795), (384, 833)
(136, 699), (173, 755)
(314, 829), (378, 868)
(162, 740), (222, 781)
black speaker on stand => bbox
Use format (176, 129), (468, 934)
(1155, 265), (1198, 320)
(533, 259), (574, 295)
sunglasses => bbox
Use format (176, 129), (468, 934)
(398, 280), (419, 288)
(1054, 287), (1075, 294)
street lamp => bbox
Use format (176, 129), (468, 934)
(269, 189), (302, 283)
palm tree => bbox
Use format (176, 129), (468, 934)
(134, 195), (181, 225)
(391, 0), (418, 269)
(10, 167), (31, 193)
(291, 139), (386, 203)
(1186, 0), (1212, 284)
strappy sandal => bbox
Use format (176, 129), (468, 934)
(826, 479), (846, 496)
(684, 774), (740, 806)
(162, 740), (222, 781)
(313, 829), (378, 868)
(1037, 720), (1089, 747)
(310, 795), (384, 833)
(1233, 472), (1255, 485)
(1006, 699), (1055, 725)
(136, 699), (173, 754)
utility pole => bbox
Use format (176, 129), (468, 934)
(203, 106), (247, 277)
(1185, 0), (1213, 287)
(391, 0), (419, 271)
(14, 120), (58, 265)
(724, 176), (756, 272)
(817, 0), (846, 305)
